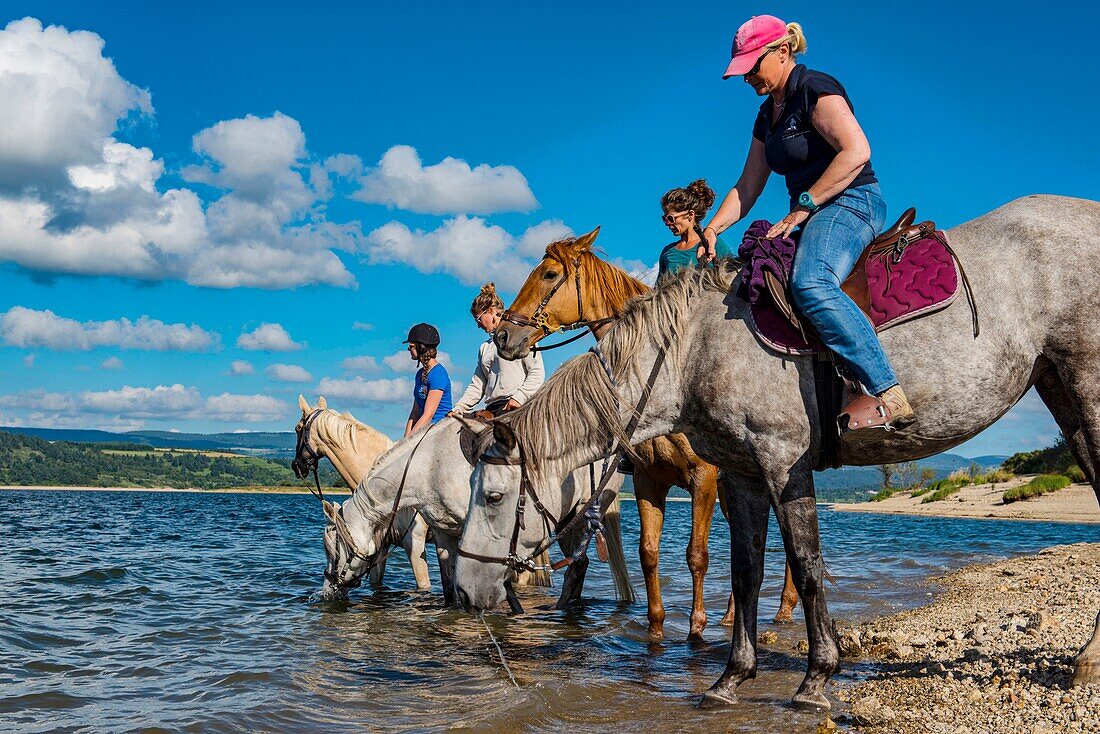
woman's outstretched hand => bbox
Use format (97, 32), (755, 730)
(766, 208), (810, 239)
(697, 227), (718, 264)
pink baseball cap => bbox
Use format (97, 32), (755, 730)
(723, 15), (788, 79)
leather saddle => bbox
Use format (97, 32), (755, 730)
(763, 207), (935, 337)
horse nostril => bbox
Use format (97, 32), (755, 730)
(494, 330), (508, 349)
(458, 586), (474, 612)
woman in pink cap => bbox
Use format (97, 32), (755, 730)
(700, 15), (914, 429)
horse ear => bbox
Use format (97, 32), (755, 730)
(453, 414), (484, 433)
(572, 226), (601, 253)
(317, 396), (328, 410)
(299, 394), (310, 414)
(321, 499), (338, 523)
(493, 421), (518, 453)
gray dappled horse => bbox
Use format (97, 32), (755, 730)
(454, 195), (1100, 709)
(320, 414), (634, 608)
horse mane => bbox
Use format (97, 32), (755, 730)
(499, 260), (737, 469)
(316, 409), (393, 458)
(543, 239), (650, 317)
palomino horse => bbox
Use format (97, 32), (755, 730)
(495, 230), (800, 638)
(293, 395), (433, 589)
(318, 412), (634, 607)
(456, 196), (1100, 709)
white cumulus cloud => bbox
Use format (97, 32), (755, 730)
(0, 384), (288, 427)
(236, 323), (304, 352)
(352, 145), (536, 215)
(341, 355), (381, 373)
(315, 376), (412, 404)
(265, 363), (312, 383)
(228, 360), (254, 376)
(0, 306), (219, 352)
(365, 216), (573, 291)
(0, 20), (360, 290)
(203, 393), (286, 423)
(100, 356), (123, 370)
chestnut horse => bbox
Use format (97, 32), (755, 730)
(494, 228), (799, 639)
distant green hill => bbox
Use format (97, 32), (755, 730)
(0, 425), (1005, 500)
(0, 426), (296, 452)
(0, 431), (340, 490)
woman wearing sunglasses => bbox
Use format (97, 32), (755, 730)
(699, 15), (914, 429)
(658, 179), (733, 282)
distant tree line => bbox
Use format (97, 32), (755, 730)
(0, 431), (343, 490)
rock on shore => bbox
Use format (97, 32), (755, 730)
(834, 543), (1100, 733)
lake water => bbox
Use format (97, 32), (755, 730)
(1, 489), (1096, 733)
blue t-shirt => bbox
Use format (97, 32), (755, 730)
(658, 235), (734, 280)
(414, 363), (453, 423)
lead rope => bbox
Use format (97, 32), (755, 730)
(479, 613), (519, 688)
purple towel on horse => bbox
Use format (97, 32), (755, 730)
(735, 219), (797, 306)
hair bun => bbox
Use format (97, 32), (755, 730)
(687, 179), (716, 211)
(480, 282), (497, 295)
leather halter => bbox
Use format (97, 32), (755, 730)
(500, 253), (615, 353)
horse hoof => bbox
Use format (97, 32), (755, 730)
(697, 689), (737, 708)
(719, 615), (734, 627)
(687, 630), (705, 643)
(791, 691), (831, 712)
(772, 614), (794, 625)
(1072, 655), (1100, 687)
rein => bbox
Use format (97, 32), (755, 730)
(297, 408), (438, 588)
(499, 253), (616, 353)
(457, 337), (670, 577)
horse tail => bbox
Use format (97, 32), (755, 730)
(602, 494), (635, 603)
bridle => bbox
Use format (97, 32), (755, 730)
(297, 410), (440, 591)
(457, 337), (670, 577)
(499, 253), (616, 353)
(293, 409), (328, 498)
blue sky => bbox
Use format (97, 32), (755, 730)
(0, 2), (1093, 456)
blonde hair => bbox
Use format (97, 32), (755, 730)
(470, 282), (504, 319)
(768, 22), (807, 55)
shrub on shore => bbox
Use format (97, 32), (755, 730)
(1002, 474), (1071, 504)
(1002, 434), (1080, 476)
(921, 476), (971, 503)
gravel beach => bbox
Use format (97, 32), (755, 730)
(830, 543), (1100, 733)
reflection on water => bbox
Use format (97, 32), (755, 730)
(0, 489), (1096, 732)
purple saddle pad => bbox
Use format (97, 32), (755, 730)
(748, 231), (961, 355)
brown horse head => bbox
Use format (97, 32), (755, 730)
(494, 227), (649, 359)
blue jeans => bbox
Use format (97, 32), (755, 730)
(789, 183), (897, 395)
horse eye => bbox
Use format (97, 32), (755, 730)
(486, 491), (504, 506)
(543, 271), (558, 280)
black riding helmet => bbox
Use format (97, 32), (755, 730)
(403, 322), (441, 347)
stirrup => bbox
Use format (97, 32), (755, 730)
(838, 394), (894, 433)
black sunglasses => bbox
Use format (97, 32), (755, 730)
(744, 47), (777, 77)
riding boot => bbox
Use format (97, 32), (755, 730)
(879, 385), (916, 427)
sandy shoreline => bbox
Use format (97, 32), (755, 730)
(0, 485), (351, 496)
(828, 543), (1100, 733)
(829, 478), (1099, 525)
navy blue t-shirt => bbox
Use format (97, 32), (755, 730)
(414, 363), (453, 423)
(752, 64), (877, 203)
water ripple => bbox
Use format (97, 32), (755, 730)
(0, 489), (1096, 733)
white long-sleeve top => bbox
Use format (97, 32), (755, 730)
(452, 338), (544, 413)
